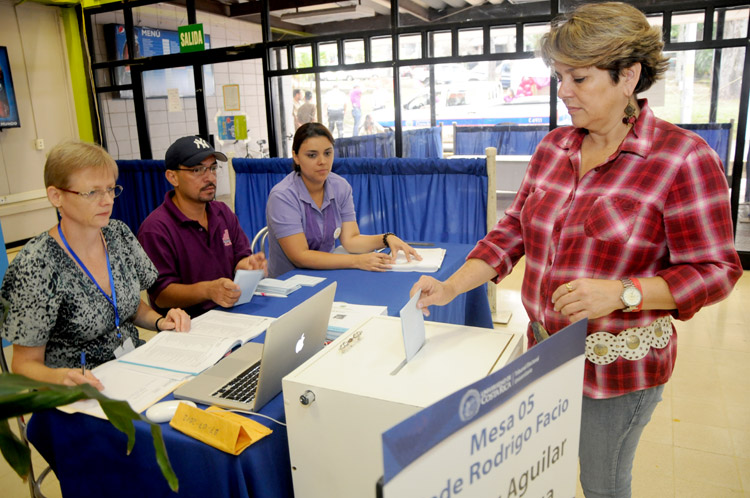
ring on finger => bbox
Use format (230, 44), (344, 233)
(566, 282), (573, 293)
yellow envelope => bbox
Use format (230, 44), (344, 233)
(169, 403), (272, 455)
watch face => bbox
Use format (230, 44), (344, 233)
(623, 287), (641, 306)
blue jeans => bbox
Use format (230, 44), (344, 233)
(352, 107), (362, 136)
(579, 385), (664, 498)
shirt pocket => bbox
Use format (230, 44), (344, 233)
(583, 197), (640, 244)
(519, 188), (547, 227)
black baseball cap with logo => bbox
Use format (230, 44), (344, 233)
(165, 136), (228, 170)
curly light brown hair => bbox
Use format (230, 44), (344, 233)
(540, 2), (669, 94)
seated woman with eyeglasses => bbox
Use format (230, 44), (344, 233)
(0, 141), (190, 389)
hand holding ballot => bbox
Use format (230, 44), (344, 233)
(409, 259), (497, 316)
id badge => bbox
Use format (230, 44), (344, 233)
(114, 337), (136, 358)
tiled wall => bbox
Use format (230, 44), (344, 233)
(91, 3), (267, 161)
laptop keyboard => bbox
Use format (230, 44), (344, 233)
(212, 361), (261, 403)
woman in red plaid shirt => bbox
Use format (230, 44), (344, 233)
(412, 3), (742, 497)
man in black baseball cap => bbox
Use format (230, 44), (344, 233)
(164, 136), (228, 171)
(137, 136), (265, 317)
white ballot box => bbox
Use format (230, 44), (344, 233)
(283, 315), (524, 498)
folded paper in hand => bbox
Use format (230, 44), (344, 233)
(169, 403), (272, 455)
(233, 269), (264, 306)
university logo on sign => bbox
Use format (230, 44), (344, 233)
(178, 24), (205, 53)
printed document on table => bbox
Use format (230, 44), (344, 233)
(119, 311), (274, 375)
(285, 274), (326, 287)
(327, 301), (388, 340)
(190, 310), (274, 344)
(388, 248), (446, 272)
(58, 361), (191, 419)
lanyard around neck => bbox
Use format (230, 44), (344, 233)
(57, 223), (121, 339)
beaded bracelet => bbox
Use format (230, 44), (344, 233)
(382, 232), (395, 249)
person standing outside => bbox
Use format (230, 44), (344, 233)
(411, 3), (742, 497)
(349, 85), (362, 136)
(292, 89), (303, 130)
(325, 85), (347, 138)
(297, 91), (316, 126)
(138, 136), (266, 317)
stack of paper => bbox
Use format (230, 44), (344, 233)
(389, 248), (447, 273)
(256, 278), (302, 296)
(327, 302), (388, 341)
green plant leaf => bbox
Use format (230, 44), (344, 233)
(0, 418), (30, 479)
(0, 373), (178, 491)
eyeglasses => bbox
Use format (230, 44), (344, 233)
(176, 164), (221, 176)
(58, 185), (124, 201)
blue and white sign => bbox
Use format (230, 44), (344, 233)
(382, 319), (587, 498)
(109, 24), (215, 99)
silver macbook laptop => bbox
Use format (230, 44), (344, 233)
(174, 282), (336, 412)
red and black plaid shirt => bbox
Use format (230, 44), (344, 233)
(469, 100), (742, 398)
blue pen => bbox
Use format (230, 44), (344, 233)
(80, 351), (86, 376)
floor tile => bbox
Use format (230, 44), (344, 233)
(731, 429), (750, 459)
(673, 421), (733, 455)
(672, 397), (729, 428)
(674, 479), (745, 497)
(674, 447), (742, 489)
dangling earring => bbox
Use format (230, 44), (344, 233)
(622, 101), (637, 125)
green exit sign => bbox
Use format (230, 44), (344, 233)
(178, 24), (205, 53)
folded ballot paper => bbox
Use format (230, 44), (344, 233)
(170, 403), (272, 455)
(256, 278), (302, 296)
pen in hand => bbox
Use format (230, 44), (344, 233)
(80, 351), (86, 376)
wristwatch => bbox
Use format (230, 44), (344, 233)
(620, 277), (643, 312)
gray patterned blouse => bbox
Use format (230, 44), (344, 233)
(1, 219), (157, 369)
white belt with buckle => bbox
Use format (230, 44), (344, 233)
(585, 316), (673, 365)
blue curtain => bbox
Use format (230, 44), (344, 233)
(112, 160), (172, 235)
(454, 124), (549, 156)
(233, 157), (488, 246)
(677, 123), (732, 171)
(232, 158), (293, 244)
(334, 131), (396, 158)
(403, 127), (443, 158)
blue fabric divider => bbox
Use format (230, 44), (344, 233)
(454, 124), (549, 156)
(454, 123), (732, 170)
(403, 127), (443, 158)
(112, 160), (172, 235)
(233, 158), (291, 244)
(677, 123), (732, 171)
(334, 131), (395, 158)
(233, 157), (488, 247)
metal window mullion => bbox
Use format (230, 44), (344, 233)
(392, 0), (402, 157)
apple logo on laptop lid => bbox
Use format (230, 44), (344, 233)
(295, 333), (305, 354)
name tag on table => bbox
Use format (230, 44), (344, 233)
(170, 403), (272, 455)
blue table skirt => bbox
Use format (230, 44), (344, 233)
(27, 242), (491, 498)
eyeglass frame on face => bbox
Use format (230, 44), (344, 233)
(56, 185), (124, 201)
(175, 164), (221, 176)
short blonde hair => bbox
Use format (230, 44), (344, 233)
(44, 141), (118, 189)
(540, 2), (669, 93)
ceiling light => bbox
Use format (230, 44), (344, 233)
(279, 5), (375, 25)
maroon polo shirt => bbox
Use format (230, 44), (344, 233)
(137, 191), (252, 317)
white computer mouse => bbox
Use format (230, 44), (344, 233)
(145, 400), (197, 423)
